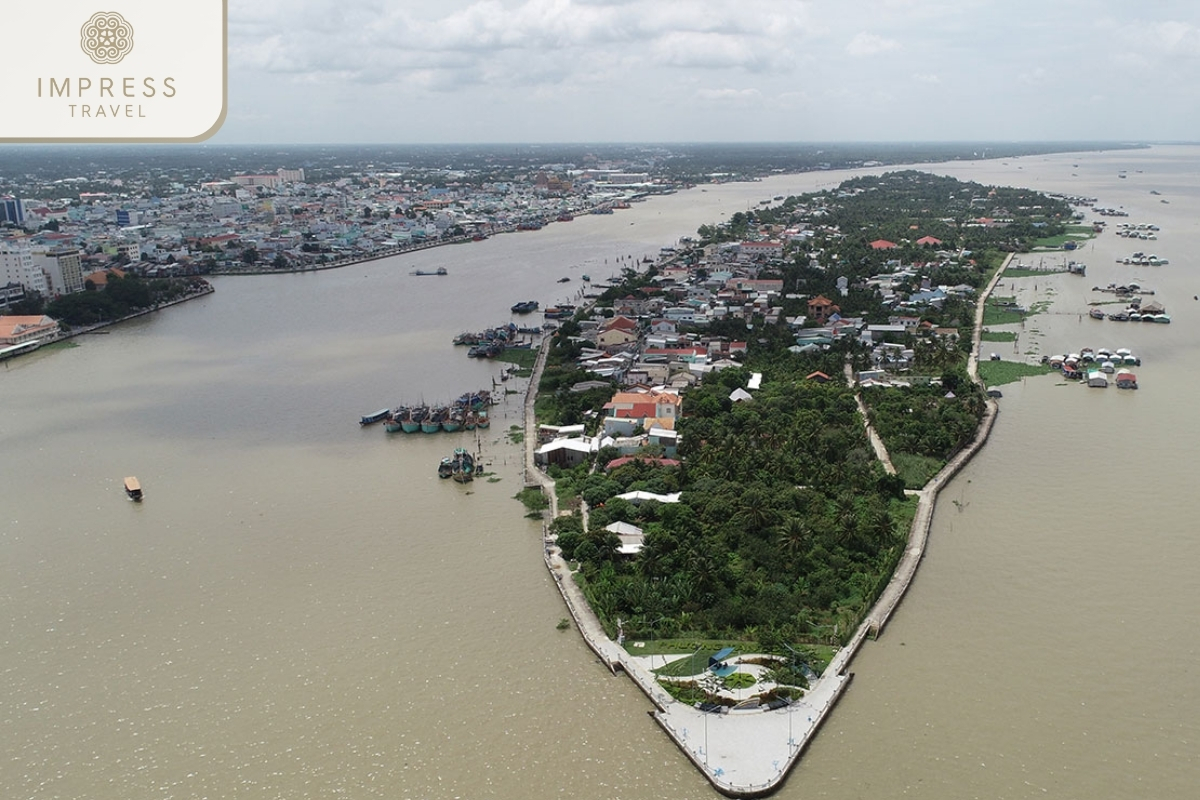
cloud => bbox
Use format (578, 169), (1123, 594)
(912, 72), (940, 84)
(1154, 20), (1200, 56)
(229, 0), (815, 90)
(695, 87), (763, 102)
(845, 32), (900, 57)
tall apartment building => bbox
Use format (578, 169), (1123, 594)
(1, 196), (25, 226)
(31, 247), (84, 295)
(0, 242), (49, 294)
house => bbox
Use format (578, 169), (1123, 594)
(604, 456), (681, 471)
(807, 295), (840, 324)
(806, 371), (832, 383)
(615, 490), (682, 504)
(649, 319), (678, 335)
(605, 521), (646, 556)
(915, 235), (943, 246)
(82, 267), (126, 289)
(729, 387), (753, 403)
(0, 314), (61, 348)
(538, 423), (585, 443)
(601, 315), (638, 333)
(534, 437), (595, 468)
(870, 239), (898, 250)
(596, 326), (639, 350)
(737, 240), (784, 261)
(601, 389), (682, 436)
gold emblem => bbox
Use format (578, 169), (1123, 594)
(80, 11), (134, 65)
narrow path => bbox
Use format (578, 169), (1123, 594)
(844, 359), (896, 475)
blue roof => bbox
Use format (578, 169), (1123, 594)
(708, 646), (736, 667)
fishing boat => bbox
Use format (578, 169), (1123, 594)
(402, 406), (427, 433)
(511, 300), (539, 314)
(443, 408), (464, 433)
(450, 447), (477, 483)
(476, 410), (490, 430)
(124, 476), (143, 501)
(437, 457), (454, 479)
(422, 407), (447, 433)
(360, 408), (392, 425)
(384, 415), (405, 433)
(412, 267), (448, 276)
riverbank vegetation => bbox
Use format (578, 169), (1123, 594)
(34, 274), (211, 327)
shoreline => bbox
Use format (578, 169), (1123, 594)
(522, 253), (1014, 796)
(2, 284), (215, 362)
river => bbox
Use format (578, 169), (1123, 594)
(2, 145), (1198, 798)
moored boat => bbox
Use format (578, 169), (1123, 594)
(443, 409), (464, 433)
(360, 408), (392, 425)
(403, 406), (427, 433)
(450, 447), (477, 483)
(422, 407), (448, 433)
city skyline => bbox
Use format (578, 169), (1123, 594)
(214, 0), (1200, 144)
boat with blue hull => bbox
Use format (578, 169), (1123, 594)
(360, 408), (392, 425)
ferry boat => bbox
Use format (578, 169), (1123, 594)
(360, 408), (392, 425)
(124, 476), (143, 501)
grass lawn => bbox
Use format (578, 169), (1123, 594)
(977, 359), (1056, 386)
(1005, 267), (1065, 278)
(493, 347), (536, 377)
(980, 330), (1018, 342)
(891, 453), (945, 489)
(1032, 225), (1096, 250)
(888, 494), (920, 535)
(631, 639), (836, 677)
(983, 305), (1025, 326)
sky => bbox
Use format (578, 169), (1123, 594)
(215, 0), (1200, 144)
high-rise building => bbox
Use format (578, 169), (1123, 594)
(31, 247), (84, 295)
(1, 196), (25, 226)
(0, 242), (48, 294)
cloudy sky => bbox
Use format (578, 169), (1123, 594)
(216, 0), (1200, 143)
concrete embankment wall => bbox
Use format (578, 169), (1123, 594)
(842, 253), (1013, 658)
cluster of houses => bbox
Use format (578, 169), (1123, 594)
(529, 223), (987, 470)
(0, 161), (683, 304)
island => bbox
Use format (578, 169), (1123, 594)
(520, 171), (1082, 794)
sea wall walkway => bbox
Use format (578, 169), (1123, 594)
(522, 253), (1013, 796)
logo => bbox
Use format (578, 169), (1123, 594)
(80, 11), (134, 65)
(4, 1), (226, 142)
